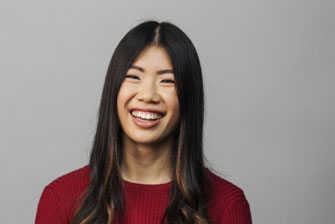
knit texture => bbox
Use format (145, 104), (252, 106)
(35, 165), (252, 224)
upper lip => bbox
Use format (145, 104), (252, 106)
(129, 107), (166, 116)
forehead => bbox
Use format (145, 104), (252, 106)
(131, 45), (173, 70)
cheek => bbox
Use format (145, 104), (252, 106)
(117, 84), (133, 109)
(167, 94), (180, 132)
(116, 87), (128, 119)
(163, 91), (179, 116)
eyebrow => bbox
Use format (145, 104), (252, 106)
(129, 65), (174, 75)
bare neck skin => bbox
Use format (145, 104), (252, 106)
(120, 133), (173, 184)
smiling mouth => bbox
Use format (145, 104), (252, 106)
(129, 111), (165, 121)
(129, 110), (165, 128)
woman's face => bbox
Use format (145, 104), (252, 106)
(117, 45), (180, 145)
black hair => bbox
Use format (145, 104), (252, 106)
(71, 20), (212, 224)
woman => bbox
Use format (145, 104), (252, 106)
(35, 20), (252, 224)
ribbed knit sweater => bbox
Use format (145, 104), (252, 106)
(35, 165), (252, 224)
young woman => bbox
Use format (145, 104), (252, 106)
(35, 20), (252, 224)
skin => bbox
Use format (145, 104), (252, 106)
(117, 45), (180, 184)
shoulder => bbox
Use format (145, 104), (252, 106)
(45, 165), (90, 194)
(206, 168), (248, 207)
(206, 168), (252, 223)
(35, 165), (90, 224)
(43, 164), (90, 209)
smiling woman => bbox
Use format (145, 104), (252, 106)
(35, 20), (252, 224)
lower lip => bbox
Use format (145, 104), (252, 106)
(130, 112), (163, 128)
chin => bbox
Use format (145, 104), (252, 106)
(131, 136), (161, 145)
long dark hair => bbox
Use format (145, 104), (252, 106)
(71, 20), (212, 224)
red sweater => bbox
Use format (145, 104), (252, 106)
(35, 165), (252, 224)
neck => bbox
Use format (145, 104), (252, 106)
(120, 133), (173, 184)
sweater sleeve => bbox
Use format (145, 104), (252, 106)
(35, 186), (67, 224)
(220, 201), (252, 224)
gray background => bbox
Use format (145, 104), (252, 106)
(1, 0), (334, 223)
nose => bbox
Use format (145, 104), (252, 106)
(136, 80), (160, 104)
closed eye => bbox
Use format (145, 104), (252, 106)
(125, 75), (140, 80)
(161, 79), (175, 83)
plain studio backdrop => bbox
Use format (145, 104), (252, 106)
(0, 0), (334, 223)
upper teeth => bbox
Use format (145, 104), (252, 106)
(131, 110), (163, 120)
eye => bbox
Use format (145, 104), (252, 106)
(125, 75), (140, 80)
(161, 79), (175, 84)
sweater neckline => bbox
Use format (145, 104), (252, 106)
(122, 179), (171, 190)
